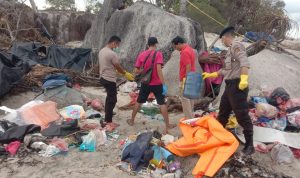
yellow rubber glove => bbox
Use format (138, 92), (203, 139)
(181, 78), (186, 90)
(180, 78), (186, 93)
(124, 71), (135, 81)
(202, 72), (218, 80)
(239, 74), (249, 90)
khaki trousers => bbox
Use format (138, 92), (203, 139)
(179, 82), (194, 119)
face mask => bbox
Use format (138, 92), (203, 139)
(113, 47), (120, 53)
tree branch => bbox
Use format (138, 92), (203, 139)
(12, 28), (40, 32)
(14, 9), (24, 38)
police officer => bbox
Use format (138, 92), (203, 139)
(202, 27), (254, 155)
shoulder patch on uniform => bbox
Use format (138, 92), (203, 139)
(234, 47), (240, 53)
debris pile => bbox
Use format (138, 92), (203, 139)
(16, 65), (101, 90)
(215, 153), (292, 178)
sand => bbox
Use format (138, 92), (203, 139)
(1, 87), (300, 178)
(1, 33), (300, 178)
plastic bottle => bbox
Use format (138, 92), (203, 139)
(183, 72), (203, 99)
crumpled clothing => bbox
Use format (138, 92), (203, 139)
(119, 82), (137, 93)
(79, 119), (101, 130)
(23, 133), (47, 148)
(270, 144), (294, 164)
(291, 148), (300, 159)
(268, 87), (290, 107)
(41, 119), (80, 137)
(50, 138), (68, 152)
(40, 145), (61, 157)
(266, 117), (287, 131)
(59, 105), (85, 120)
(20, 101), (60, 130)
(255, 103), (278, 118)
(0, 124), (41, 144)
(287, 110), (300, 127)
(249, 96), (268, 108)
(5, 141), (21, 155)
(255, 142), (278, 153)
(121, 132), (153, 171)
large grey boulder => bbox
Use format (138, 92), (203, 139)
(83, 1), (206, 70)
(38, 10), (94, 43)
(214, 49), (300, 106)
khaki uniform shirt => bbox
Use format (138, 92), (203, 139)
(98, 47), (119, 83)
(221, 41), (250, 80)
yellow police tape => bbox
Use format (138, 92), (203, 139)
(186, 0), (255, 43)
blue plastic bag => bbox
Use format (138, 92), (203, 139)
(79, 131), (96, 152)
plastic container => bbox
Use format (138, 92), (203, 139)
(183, 72), (203, 99)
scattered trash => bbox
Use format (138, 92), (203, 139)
(59, 105), (85, 120)
(291, 148), (300, 159)
(20, 101), (60, 130)
(140, 102), (160, 117)
(5, 141), (21, 155)
(79, 119), (101, 130)
(255, 142), (278, 153)
(166, 161), (181, 173)
(79, 130), (97, 152)
(94, 129), (107, 147)
(255, 103), (278, 118)
(50, 138), (69, 152)
(90, 99), (104, 111)
(30, 142), (48, 151)
(215, 153), (292, 177)
(151, 168), (167, 178)
(85, 109), (102, 119)
(270, 144), (294, 164)
(161, 134), (175, 145)
(40, 145), (61, 157)
(287, 110), (300, 127)
(119, 82), (137, 93)
(0, 106), (26, 126)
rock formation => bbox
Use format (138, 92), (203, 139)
(38, 10), (94, 44)
(83, 1), (206, 70)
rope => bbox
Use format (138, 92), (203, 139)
(186, 0), (255, 43)
(187, 0), (225, 27)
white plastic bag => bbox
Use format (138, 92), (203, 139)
(40, 145), (60, 157)
(0, 106), (26, 126)
(93, 129), (107, 147)
(270, 144), (294, 164)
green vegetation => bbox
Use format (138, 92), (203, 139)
(172, 0), (226, 33)
(46, 0), (76, 11)
(186, 0), (227, 33)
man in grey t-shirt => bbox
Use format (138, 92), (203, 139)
(99, 36), (134, 127)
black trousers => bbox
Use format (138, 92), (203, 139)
(100, 78), (117, 123)
(217, 79), (253, 140)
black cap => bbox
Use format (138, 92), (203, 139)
(147, 37), (158, 46)
(219, 26), (235, 38)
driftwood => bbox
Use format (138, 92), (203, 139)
(12, 65), (126, 94)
